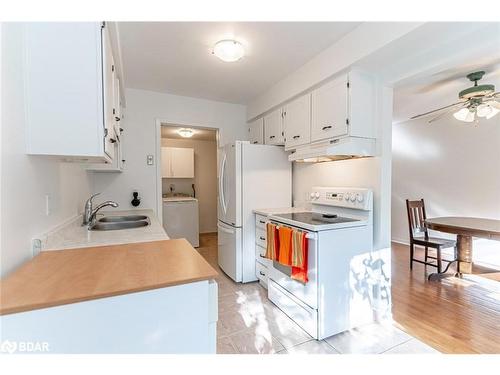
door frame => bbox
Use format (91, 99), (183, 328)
(154, 119), (220, 224)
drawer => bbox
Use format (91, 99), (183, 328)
(255, 214), (267, 229)
(255, 261), (269, 288)
(268, 279), (318, 339)
(256, 227), (267, 248)
(255, 244), (272, 268)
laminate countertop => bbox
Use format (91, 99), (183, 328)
(0, 239), (218, 316)
(41, 209), (169, 251)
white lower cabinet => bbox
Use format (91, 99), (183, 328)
(255, 261), (269, 288)
(0, 280), (218, 353)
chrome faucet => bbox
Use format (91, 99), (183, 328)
(83, 193), (119, 227)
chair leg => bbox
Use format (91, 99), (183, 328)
(424, 246), (428, 264)
(410, 243), (414, 270)
(437, 247), (442, 273)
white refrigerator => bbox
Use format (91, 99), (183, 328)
(217, 141), (292, 282)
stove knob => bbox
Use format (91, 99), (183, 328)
(344, 193), (350, 201)
(314, 192), (320, 199)
(309, 192), (315, 200)
(349, 194), (356, 202)
(356, 194), (364, 203)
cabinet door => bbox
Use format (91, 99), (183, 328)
(311, 76), (348, 143)
(264, 109), (284, 145)
(161, 147), (173, 177)
(102, 25), (116, 160)
(284, 94), (311, 149)
(248, 118), (264, 144)
(171, 148), (194, 178)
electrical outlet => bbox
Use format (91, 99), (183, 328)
(32, 238), (42, 257)
(147, 155), (154, 165)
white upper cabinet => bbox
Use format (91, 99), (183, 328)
(311, 75), (348, 143)
(284, 94), (311, 149)
(23, 22), (118, 163)
(162, 147), (194, 178)
(264, 109), (284, 145)
(248, 118), (264, 144)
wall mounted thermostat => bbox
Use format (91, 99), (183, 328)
(147, 155), (154, 165)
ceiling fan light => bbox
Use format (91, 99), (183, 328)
(486, 106), (500, 120)
(476, 103), (492, 118)
(453, 108), (473, 122)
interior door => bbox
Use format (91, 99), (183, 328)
(217, 221), (242, 282)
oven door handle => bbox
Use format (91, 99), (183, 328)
(271, 222), (317, 240)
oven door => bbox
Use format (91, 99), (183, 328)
(267, 221), (318, 309)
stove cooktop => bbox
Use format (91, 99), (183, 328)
(271, 211), (361, 230)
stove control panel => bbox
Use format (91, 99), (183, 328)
(310, 187), (373, 211)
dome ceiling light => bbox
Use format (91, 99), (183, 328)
(212, 39), (245, 62)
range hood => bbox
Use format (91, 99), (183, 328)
(289, 136), (376, 162)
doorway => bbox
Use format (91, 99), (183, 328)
(157, 123), (219, 248)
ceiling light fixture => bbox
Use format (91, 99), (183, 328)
(212, 39), (245, 62)
(177, 128), (194, 138)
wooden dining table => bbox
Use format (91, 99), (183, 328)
(424, 217), (500, 278)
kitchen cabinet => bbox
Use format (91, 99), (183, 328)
(248, 118), (264, 144)
(23, 22), (118, 163)
(284, 94), (311, 150)
(87, 75), (124, 172)
(311, 75), (348, 143)
(264, 109), (284, 145)
(162, 147), (194, 178)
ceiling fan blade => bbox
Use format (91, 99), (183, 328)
(410, 101), (466, 120)
(428, 102), (468, 123)
(486, 100), (500, 110)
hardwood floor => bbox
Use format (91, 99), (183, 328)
(391, 242), (500, 354)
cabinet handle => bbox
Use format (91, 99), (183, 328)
(259, 236), (265, 241)
(259, 271), (266, 276)
(110, 138), (117, 143)
(115, 117), (121, 121)
(119, 128), (124, 133)
(293, 135), (301, 139)
(259, 254), (265, 258)
(259, 220), (265, 224)
(253, 141), (258, 144)
(269, 135), (275, 139)
(322, 125), (332, 131)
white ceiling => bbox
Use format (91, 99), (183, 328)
(161, 125), (217, 141)
(117, 22), (361, 104)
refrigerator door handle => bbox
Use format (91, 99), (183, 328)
(217, 222), (234, 234)
(219, 152), (227, 215)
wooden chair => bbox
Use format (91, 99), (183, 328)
(406, 199), (457, 273)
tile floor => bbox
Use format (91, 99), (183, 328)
(197, 233), (439, 355)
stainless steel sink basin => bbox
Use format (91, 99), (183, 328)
(90, 220), (150, 231)
(98, 215), (148, 223)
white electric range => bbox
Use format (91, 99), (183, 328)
(266, 187), (375, 340)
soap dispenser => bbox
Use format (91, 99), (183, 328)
(131, 191), (141, 207)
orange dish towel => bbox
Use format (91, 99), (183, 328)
(278, 226), (293, 266)
(291, 231), (309, 284)
(265, 223), (279, 261)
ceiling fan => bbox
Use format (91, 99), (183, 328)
(411, 71), (500, 123)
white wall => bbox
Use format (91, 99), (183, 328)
(392, 114), (500, 267)
(1, 23), (92, 277)
(92, 88), (247, 215)
(161, 138), (218, 233)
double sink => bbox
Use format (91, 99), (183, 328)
(90, 215), (150, 231)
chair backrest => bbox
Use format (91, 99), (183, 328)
(406, 199), (428, 241)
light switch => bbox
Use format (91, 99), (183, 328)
(147, 155), (154, 165)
